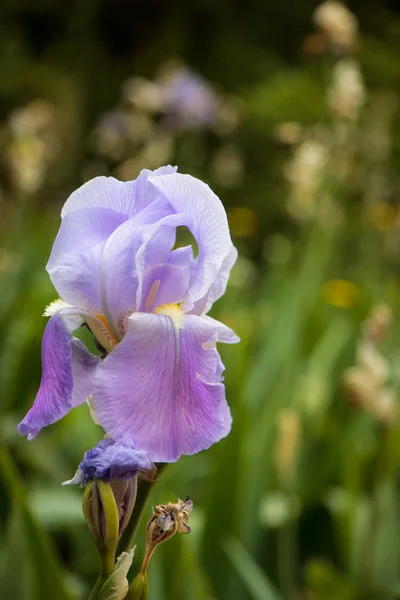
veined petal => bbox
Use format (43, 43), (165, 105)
(47, 207), (127, 312)
(17, 310), (100, 440)
(60, 166), (177, 219)
(148, 173), (235, 311)
(92, 313), (233, 462)
(190, 245), (238, 315)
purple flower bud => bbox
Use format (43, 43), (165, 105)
(63, 438), (155, 486)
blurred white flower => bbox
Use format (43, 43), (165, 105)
(285, 139), (328, 219)
(343, 305), (397, 425)
(6, 100), (60, 194)
(314, 1), (358, 50)
(328, 59), (366, 119)
(122, 77), (164, 113)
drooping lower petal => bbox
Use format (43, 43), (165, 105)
(93, 313), (235, 462)
(17, 310), (100, 440)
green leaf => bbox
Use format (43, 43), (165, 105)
(99, 549), (135, 600)
(223, 536), (284, 600)
(0, 446), (72, 600)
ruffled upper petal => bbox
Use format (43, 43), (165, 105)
(190, 245), (238, 315)
(60, 166), (177, 219)
(63, 438), (154, 486)
(92, 313), (234, 462)
(47, 207), (127, 312)
(148, 173), (235, 311)
(17, 310), (100, 440)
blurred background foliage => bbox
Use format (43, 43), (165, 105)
(1, 0), (400, 598)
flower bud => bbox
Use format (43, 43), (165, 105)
(82, 480), (120, 552)
(66, 439), (157, 550)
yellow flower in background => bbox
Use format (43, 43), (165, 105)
(228, 206), (256, 237)
(274, 409), (301, 488)
(322, 279), (360, 308)
(367, 203), (398, 232)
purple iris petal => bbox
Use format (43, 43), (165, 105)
(190, 245), (238, 315)
(139, 262), (191, 312)
(92, 313), (236, 463)
(60, 166), (177, 219)
(63, 438), (154, 486)
(148, 173), (235, 312)
(99, 210), (189, 336)
(47, 207), (127, 312)
(17, 311), (100, 440)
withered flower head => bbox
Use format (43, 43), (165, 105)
(141, 497), (193, 574)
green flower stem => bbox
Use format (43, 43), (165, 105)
(118, 464), (167, 555)
(126, 573), (149, 600)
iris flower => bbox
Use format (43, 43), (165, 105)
(18, 166), (239, 462)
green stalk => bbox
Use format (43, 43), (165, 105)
(118, 464), (167, 555)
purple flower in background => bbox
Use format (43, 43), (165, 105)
(18, 166), (239, 462)
(63, 438), (155, 486)
(162, 68), (220, 128)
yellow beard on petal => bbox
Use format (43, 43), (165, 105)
(155, 303), (185, 330)
(95, 314), (118, 345)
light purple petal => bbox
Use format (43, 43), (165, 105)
(133, 166), (178, 214)
(139, 262), (191, 312)
(64, 439), (154, 485)
(190, 245), (238, 315)
(60, 166), (177, 219)
(200, 315), (240, 344)
(148, 173), (235, 311)
(168, 245), (194, 266)
(92, 313), (233, 462)
(17, 311), (100, 440)
(99, 204), (188, 337)
(47, 207), (127, 312)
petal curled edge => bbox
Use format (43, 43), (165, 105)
(17, 310), (100, 440)
(148, 173), (236, 312)
(60, 166), (177, 219)
(190, 245), (238, 315)
(63, 439), (154, 486)
(93, 313), (235, 462)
